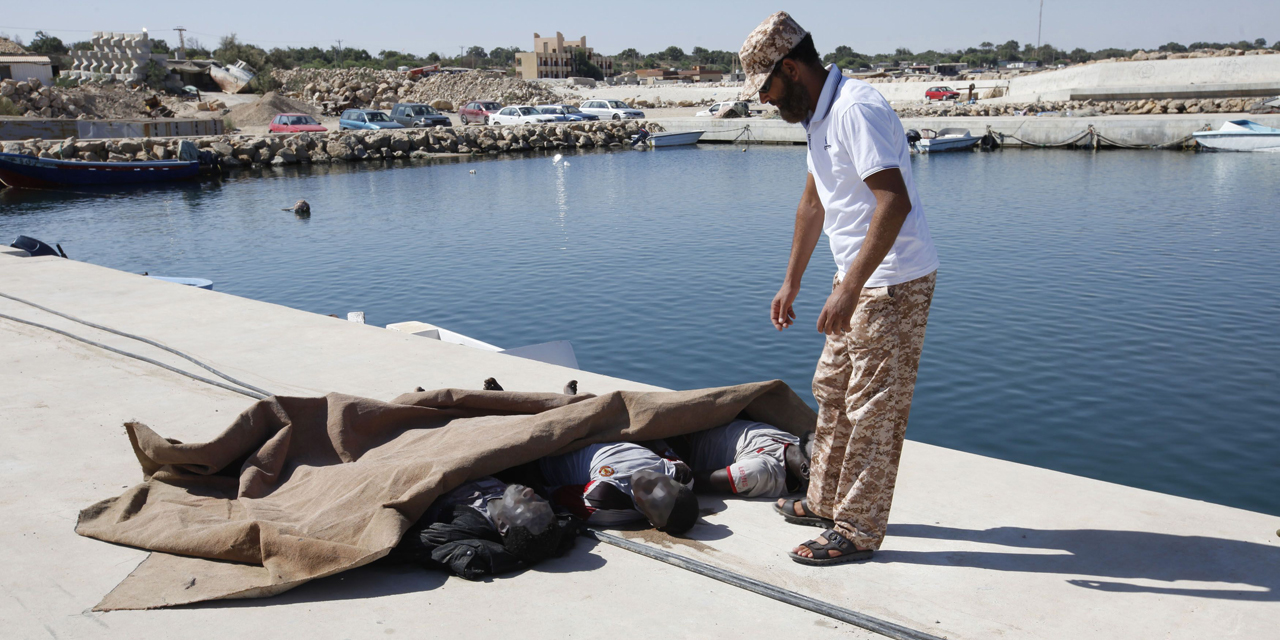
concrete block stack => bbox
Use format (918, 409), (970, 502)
(893, 97), (1261, 118)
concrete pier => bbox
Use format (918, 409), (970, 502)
(2, 250), (1277, 639)
(657, 113), (1280, 148)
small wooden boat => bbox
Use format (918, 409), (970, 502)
(915, 128), (980, 153)
(1192, 120), (1280, 152)
(0, 152), (201, 189)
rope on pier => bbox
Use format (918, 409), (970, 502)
(585, 528), (949, 640)
(0, 290), (273, 399)
(990, 123), (1207, 150)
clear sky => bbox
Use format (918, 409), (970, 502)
(2, 0), (1276, 57)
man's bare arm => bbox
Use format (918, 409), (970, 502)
(693, 468), (733, 493)
(815, 168), (913, 335)
(771, 173), (826, 330)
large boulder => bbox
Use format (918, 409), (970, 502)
(430, 99), (453, 111)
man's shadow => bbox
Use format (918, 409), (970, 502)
(877, 524), (1280, 601)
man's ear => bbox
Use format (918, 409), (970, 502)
(781, 58), (802, 81)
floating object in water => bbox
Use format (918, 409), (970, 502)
(282, 199), (310, 216)
(148, 276), (214, 290)
(562, 161), (570, 167)
(553, 153), (563, 164)
(469, 169), (476, 174)
(483, 377), (504, 391)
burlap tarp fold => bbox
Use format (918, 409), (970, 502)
(76, 381), (816, 610)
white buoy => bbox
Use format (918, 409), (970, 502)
(552, 153), (563, 164)
(562, 161), (570, 167)
(469, 169), (476, 174)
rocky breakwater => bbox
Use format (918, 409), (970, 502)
(1, 78), (90, 118)
(894, 96), (1266, 118)
(0, 120), (665, 167)
(274, 68), (564, 113)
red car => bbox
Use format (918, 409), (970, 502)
(269, 113), (327, 133)
(925, 86), (960, 101)
(459, 101), (503, 125)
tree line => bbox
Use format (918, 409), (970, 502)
(8, 29), (1277, 79)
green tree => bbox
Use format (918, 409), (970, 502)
(150, 38), (170, 54)
(1255, 38), (1267, 48)
(28, 30), (67, 55)
(572, 49), (603, 80)
(660, 45), (685, 61)
(824, 45), (854, 64)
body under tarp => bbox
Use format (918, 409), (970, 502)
(75, 381), (816, 610)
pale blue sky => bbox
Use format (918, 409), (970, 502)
(2, 1), (1276, 57)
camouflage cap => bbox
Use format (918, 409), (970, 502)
(738, 11), (809, 100)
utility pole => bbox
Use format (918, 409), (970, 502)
(1036, 0), (1044, 64)
(174, 26), (186, 60)
(336, 39), (343, 66)
(458, 45), (465, 68)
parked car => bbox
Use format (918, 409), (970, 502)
(338, 109), (406, 130)
(695, 101), (750, 118)
(459, 101), (503, 125)
(268, 113), (327, 133)
(390, 103), (451, 128)
(491, 105), (559, 126)
(925, 86), (960, 101)
(578, 99), (645, 120)
(536, 104), (599, 122)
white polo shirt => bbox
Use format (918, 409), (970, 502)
(804, 65), (939, 287)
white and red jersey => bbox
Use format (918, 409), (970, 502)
(539, 442), (684, 525)
(686, 420), (799, 498)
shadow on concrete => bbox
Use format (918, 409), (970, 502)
(879, 524), (1279, 601)
(193, 540), (610, 609)
(191, 563), (450, 609)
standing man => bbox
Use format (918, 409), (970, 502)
(740, 12), (939, 565)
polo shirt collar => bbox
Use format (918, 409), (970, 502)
(804, 64), (843, 129)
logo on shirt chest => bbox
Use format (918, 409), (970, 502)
(598, 465), (615, 477)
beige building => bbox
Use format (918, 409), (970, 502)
(516, 32), (614, 80)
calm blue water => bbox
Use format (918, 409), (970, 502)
(2, 146), (1277, 516)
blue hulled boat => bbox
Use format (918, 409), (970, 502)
(0, 152), (202, 189)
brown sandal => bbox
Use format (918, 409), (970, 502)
(773, 498), (834, 528)
(788, 529), (875, 566)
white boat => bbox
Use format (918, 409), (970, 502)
(916, 128), (979, 153)
(1192, 120), (1280, 152)
(385, 321), (579, 369)
(645, 130), (705, 147)
(209, 60), (256, 94)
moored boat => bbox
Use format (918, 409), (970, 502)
(643, 130), (705, 147)
(915, 128), (980, 153)
(1192, 120), (1280, 152)
(0, 153), (201, 189)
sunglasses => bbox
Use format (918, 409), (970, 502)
(758, 59), (787, 95)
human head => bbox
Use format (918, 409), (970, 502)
(739, 12), (825, 123)
(631, 469), (699, 534)
(489, 484), (561, 563)
(784, 442), (811, 494)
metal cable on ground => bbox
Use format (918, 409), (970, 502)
(584, 528), (947, 640)
(0, 290), (274, 397)
(0, 311), (267, 399)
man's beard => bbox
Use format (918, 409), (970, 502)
(774, 73), (812, 124)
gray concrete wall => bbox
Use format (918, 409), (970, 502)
(656, 113), (1280, 148)
(0, 116), (224, 141)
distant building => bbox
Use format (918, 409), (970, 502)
(930, 62), (969, 76)
(0, 37), (54, 85)
(516, 32), (614, 80)
(1000, 60), (1041, 70)
(635, 65), (722, 84)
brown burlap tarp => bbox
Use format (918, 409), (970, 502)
(76, 381), (816, 610)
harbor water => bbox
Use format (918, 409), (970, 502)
(2, 146), (1277, 517)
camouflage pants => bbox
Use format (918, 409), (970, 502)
(806, 271), (935, 550)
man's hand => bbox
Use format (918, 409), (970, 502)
(672, 460), (693, 485)
(771, 283), (799, 330)
(816, 283), (860, 335)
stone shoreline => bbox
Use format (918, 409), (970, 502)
(0, 120), (664, 167)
